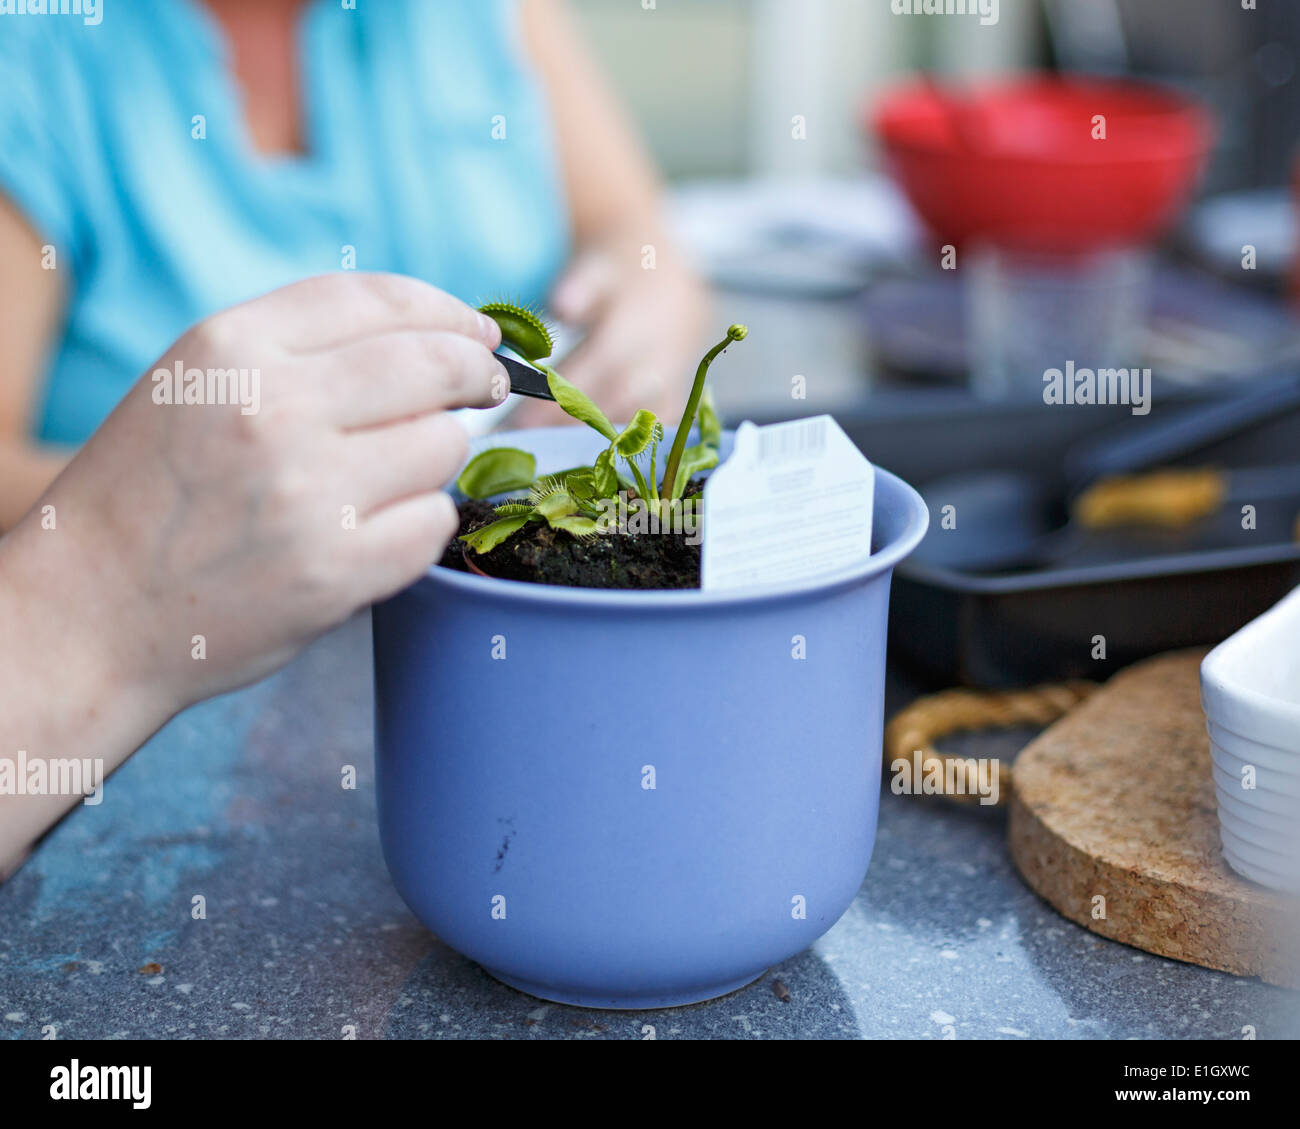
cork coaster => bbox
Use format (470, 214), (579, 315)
(1008, 650), (1300, 987)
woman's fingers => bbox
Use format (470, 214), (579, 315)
(552, 321), (646, 413)
(349, 490), (461, 603)
(550, 249), (617, 325)
(344, 412), (469, 515)
(605, 360), (681, 424)
(319, 331), (508, 428)
(224, 273), (501, 355)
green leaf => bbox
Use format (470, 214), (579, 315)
(534, 488), (579, 521)
(697, 388), (721, 448)
(548, 514), (601, 540)
(528, 474), (563, 498)
(493, 502), (536, 517)
(543, 366), (617, 441)
(561, 469), (601, 513)
(456, 447), (536, 500)
(593, 449), (619, 496)
(478, 300), (554, 363)
(671, 443), (720, 500)
(459, 514), (532, 554)
(613, 410), (660, 458)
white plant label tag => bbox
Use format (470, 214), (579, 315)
(702, 415), (874, 590)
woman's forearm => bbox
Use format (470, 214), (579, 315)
(0, 438), (69, 533)
(522, 0), (666, 250)
(0, 512), (173, 874)
(0, 272), (511, 877)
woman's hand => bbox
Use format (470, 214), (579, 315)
(2, 272), (504, 720)
(0, 272), (505, 866)
(513, 237), (710, 429)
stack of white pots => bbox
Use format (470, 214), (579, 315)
(1200, 584), (1300, 892)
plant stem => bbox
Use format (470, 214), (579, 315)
(659, 325), (746, 504)
(626, 457), (652, 509)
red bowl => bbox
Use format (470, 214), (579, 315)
(871, 75), (1214, 255)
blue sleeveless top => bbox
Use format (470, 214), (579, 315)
(0, 0), (570, 443)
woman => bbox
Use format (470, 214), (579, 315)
(0, 273), (507, 875)
(0, 0), (705, 529)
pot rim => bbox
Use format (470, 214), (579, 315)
(425, 428), (930, 609)
(1200, 582), (1300, 740)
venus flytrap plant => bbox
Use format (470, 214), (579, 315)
(457, 300), (747, 557)
(477, 299), (554, 366)
(456, 446), (536, 498)
(459, 476), (602, 554)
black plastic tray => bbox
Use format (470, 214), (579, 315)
(764, 392), (1300, 688)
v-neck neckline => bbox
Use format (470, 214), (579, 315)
(179, 0), (333, 176)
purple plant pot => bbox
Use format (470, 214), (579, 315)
(372, 427), (928, 1008)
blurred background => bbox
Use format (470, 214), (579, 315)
(566, 0), (1300, 417)
(577, 0), (1298, 186)
(558, 0), (1300, 706)
(570, 2), (1300, 913)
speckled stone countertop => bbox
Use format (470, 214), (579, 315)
(2, 613), (1297, 1040)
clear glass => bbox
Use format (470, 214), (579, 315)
(966, 245), (1152, 400)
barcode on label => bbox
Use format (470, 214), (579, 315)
(756, 417), (828, 463)
(703, 414), (872, 590)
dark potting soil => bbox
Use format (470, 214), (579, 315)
(439, 483), (704, 590)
